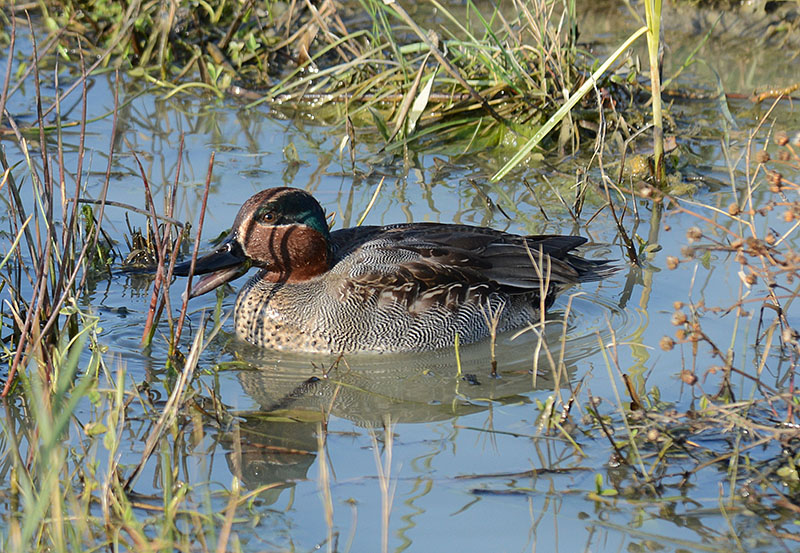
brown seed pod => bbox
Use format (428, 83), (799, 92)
(686, 226), (703, 243)
(671, 311), (688, 326)
(767, 171), (783, 192)
(666, 256), (679, 270)
(680, 370), (697, 385)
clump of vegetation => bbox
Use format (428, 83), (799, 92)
(527, 115), (800, 545)
(8, 0), (664, 158)
(0, 11), (220, 549)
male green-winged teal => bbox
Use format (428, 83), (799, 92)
(174, 187), (614, 354)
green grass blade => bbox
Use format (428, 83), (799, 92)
(491, 25), (647, 182)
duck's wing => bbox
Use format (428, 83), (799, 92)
(327, 223), (612, 308)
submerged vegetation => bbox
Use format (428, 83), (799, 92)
(0, 0), (798, 551)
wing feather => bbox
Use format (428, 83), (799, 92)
(327, 222), (613, 309)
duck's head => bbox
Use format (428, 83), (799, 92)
(174, 187), (331, 298)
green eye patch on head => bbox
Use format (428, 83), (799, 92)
(257, 190), (330, 239)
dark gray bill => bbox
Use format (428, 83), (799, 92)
(173, 236), (251, 298)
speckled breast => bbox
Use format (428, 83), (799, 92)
(233, 272), (541, 354)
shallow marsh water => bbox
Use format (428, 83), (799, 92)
(1, 2), (799, 552)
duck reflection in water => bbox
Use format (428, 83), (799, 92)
(219, 318), (608, 494)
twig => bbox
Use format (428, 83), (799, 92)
(71, 198), (185, 228)
(174, 151), (215, 347)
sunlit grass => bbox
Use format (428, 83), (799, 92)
(12, 0), (665, 160)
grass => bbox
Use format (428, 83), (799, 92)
(8, 0), (668, 163)
(0, 12), (232, 553)
(0, 0), (799, 551)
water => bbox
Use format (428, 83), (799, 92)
(1, 3), (799, 552)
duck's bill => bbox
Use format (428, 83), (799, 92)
(173, 237), (251, 299)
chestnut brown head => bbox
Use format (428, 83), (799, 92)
(174, 187), (331, 298)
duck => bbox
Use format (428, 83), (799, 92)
(173, 187), (614, 354)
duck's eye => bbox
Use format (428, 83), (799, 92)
(260, 211), (275, 223)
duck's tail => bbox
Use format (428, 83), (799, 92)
(567, 255), (619, 283)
